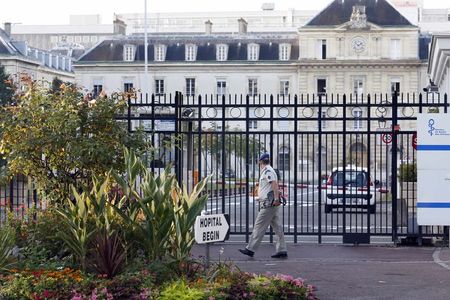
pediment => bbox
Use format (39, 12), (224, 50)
(336, 21), (382, 31)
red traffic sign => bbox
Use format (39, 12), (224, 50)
(381, 133), (393, 144)
(412, 132), (417, 150)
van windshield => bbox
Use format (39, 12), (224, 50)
(331, 171), (368, 187)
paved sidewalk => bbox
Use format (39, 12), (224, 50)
(192, 243), (450, 300)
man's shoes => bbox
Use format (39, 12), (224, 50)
(271, 251), (288, 258)
(239, 248), (254, 257)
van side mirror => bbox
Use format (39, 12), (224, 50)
(374, 180), (380, 186)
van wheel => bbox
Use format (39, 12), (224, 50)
(325, 205), (332, 213)
(369, 204), (376, 214)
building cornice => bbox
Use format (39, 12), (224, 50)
(73, 61), (300, 69)
(298, 59), (423, 67)
(0, 55), (74, 76)
(428, 35), (450, 86)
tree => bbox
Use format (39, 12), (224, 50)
(0, 78), (148, 203)
(197, 123), (266, 175)
(0, 65), (14, 106)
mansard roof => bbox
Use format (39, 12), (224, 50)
(305, 0), (413, 27)
(77, 33), (299, 62)
(0, 28), (15, 55)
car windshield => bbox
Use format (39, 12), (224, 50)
(331, 171), (368, 187)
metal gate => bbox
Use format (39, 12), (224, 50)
(126, 91), (448, 244)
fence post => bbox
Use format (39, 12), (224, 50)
(245, 94), (250, 242)
(127, 94), (132, 133)
(221, 94), (226, 213)
(174, 91), (182, 184)
(317, 94), (323, 244)
(294, 94), (298, 243)
(391, 91), (399, 244)
(8, 179), (13, 213)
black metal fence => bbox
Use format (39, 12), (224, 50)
(0, 175), (39, 224)
(123, 91), (448, 244)
(2, 91), (447, 245)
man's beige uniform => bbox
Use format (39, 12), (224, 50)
(246, 165), (287, 253)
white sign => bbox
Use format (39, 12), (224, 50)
(417, 114), (450, 225)
(195, 214), (229, 244)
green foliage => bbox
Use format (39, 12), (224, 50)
(399, 163), (417, 182)
(0, 274), (34, 299)
(0, 225), (15, 273)
(0, 79), (147, 203)
(113, 149), (211, 265)
(171, 178), (209, 261)
(199, 124), (266, 168)
(0, 268), (85, 299)
(159, 280), (205, 300)
(55, 175), (127, 275)
(56, 187), (96, 271)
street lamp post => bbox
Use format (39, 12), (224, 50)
(144, 0), (149, 95)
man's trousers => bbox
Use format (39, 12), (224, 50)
(246, 205), (287, 253)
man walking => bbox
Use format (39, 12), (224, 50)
(239, 153), (287, 258)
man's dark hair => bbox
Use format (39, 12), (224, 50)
(261, 158), (270, 165)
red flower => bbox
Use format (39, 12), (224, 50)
(32, 270), (42, 278)
(43, 290), (51, 298)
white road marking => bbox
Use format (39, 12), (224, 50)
(432, 248), (450, 270)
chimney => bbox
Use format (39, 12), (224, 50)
(113, 17), (127, 35)
(4, 22), (11, 36)
(238, 18), (247, 34)
(205, 20), (213, 35)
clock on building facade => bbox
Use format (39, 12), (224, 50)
(351, 36), (366, 53)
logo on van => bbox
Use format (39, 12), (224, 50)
(428, 119), (435, 136)
(427, 118), (450, 137)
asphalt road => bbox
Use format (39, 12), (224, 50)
(206, 186), (400, 238)
(192, 243), (450, 300)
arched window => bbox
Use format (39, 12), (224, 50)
(350, 142), (367, 153)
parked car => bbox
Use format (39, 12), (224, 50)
(323, 165), (380, 214)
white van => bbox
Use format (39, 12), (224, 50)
(323, 165), (380, 214)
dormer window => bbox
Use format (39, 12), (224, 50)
(216, 44), (228, 61)
(154, 44), (166, 61)
(185, 44), (197, 61)
(123, 44), (135, 62)
(247, 43), (259, 61)
(279, 43), (291, 61)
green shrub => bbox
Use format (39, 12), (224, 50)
(0, 225), (15, 273)
(159, 280), (205, 300)
(113, 148), (211, 265)
(0, 78), (147, 204)
(399, 163), (417, 182)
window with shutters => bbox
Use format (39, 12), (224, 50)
(154, 44), (166, 61)
(248, 78), (258, 96)
(216, 44), (228, 61)
(123, 44), (135, 62)
(185, 44), (197, 61)
(247, 43), (259, 61)
(186, 78), (195, 96)
(155, 79), (165, 96)
(279, 43), (290, 61)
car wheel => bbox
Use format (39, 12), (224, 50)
(325, 204), (332, 213)
(369, 204), (376, 214)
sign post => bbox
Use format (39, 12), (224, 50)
(195, 212), (230, 268)
(417, 114), (450, 246)
(381, 133), (393, 144)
